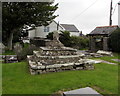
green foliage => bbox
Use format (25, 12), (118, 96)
(70, 36), (89, 49)
(2, 49), (15, 55)
(47, 31), (89, 50)
(46, 32), (54, 40)
(59, 31), (71, 47)
(16, 44), (38, 61)
(109, 28), (120, 52)
(23, 43), (30, 48)
(2, 59), (118, 94)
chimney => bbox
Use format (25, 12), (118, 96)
(118, 1), (120, 27)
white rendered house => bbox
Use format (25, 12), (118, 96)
(28, 21), (64, 39)
(60, 24), (80, 37)
(28, 21), (81, 39)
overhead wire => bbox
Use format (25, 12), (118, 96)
(71, 0), (99, 21)
(112, 3), (118, 15)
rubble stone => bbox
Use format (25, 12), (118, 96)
(27, 31), (95, 75)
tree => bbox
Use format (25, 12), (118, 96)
(2, 2), (58, 50)
(109, 28), (120, 52)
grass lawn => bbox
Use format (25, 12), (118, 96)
(2, 59), (118, 95)
(2, 50), (15, 55)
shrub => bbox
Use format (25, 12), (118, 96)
(46, 31), (89, 50)
(46, 32), (54, 40)
(16, 44), (38, 61)
(109, 28), (120, 52)
(70, 36), (89, 50)
(59, 31), (71, 47)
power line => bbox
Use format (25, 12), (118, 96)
(112, 3), (118, 15)
(71, 0), (99, 21)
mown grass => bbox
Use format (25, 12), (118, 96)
(2, 61), (118, 95)
(2, 50), (15, 55)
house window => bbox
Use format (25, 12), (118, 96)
(44, 26), (50, 32)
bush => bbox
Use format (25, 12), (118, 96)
(46, 31), (89, 50)
(16, 44), (38, 61)
(59, 31), (71, 47)
(46, 32), (54, 40)
(109, 28), (120, 52)
(70, 36), (89, 50)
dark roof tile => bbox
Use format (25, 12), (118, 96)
(89, 25), (118, 35)
(61, 24), (79, 32)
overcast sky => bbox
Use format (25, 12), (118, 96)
(54, 0), (119, 34)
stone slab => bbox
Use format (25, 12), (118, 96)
(40, 47), (77, 51)
(63, 87), (102, 96)
(95, 59), (117, 65)
(111, 59), (120, 62)
(96, 50), (113, 56)
(36, 55), (83, 58)
(84, 59), (102, 64)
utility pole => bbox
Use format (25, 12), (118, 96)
(57, 21), (59, 30)
(109, 0), (113, 26)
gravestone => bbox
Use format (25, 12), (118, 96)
(14, 43), (22, 54)
(63, 87), (103, 96)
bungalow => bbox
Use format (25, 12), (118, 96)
(28, 21), (64, 39)
(61, 24), (81, 36)
(88, 25), (118, 52)
(27, 21), (81, 39)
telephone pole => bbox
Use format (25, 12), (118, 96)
(109, 0), (113, 26)
(57, 21), (59, 30)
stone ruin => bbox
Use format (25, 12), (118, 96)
(27, 31), (95, 75)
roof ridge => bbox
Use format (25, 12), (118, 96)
(61, 24), (75, 26)
(96, 25), (118, 28)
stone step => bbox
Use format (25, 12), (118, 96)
(28, 59), (94, 70)
(33, 49), (77, 56)
(40, 47), (77, 51)
(28, 55), (82, 65)
(35, 55), (84, 58)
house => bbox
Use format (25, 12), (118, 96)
(27, 21), (81, 39)
(28, 21), (64, 39)
(88, 25), (118, 52)
(60, 24), (81, 36)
